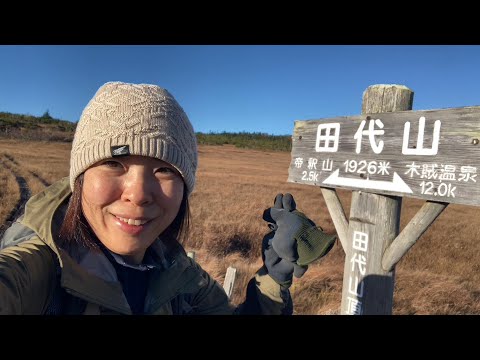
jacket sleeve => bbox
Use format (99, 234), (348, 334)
(184, 259), (292, 315)
(180, 259), (235, 315)
(0, 236), (58, 314)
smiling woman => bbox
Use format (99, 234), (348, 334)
(70, 156), (185, 265)
(0, 81), (336, 315)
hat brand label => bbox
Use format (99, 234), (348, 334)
(111, 145), (130, 157)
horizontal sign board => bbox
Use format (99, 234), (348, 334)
(287, 106), (480, 206)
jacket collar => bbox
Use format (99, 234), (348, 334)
(20, 177), (200, 314)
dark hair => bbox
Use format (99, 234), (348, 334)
(58, 174), (190, 250)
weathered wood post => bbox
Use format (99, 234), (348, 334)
(223, 266), (237, 299)
(340, 85), (413, 314)
(186, 250), (237, 300)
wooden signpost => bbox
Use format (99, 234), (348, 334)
(288, 84), (480, 314)
(289, 104), (480, 206)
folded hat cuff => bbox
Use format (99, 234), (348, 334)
(70, 136), (195, 195)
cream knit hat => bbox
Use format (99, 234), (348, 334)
(70, 81), (198, 194)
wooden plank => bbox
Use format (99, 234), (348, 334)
(382, 201), (448, 272)
(288, 105), (480, 206)
(223, 266), (237, 300)
(320, 187), (348, 251)
(340, 84), (412, 315)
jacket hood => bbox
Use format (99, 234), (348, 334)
(20, 177), (71, 262)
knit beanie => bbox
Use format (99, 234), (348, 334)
(70, 81), (198, 195)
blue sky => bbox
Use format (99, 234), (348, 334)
(0, 45), (479, 136)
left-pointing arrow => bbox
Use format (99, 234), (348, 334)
(322, 169), (413, 194)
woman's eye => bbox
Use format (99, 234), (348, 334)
(155, 167), (180, 178)
(102, 160), (123, 168)
(156, 167), (175, 174)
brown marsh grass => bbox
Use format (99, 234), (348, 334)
(1, 139), (479, 314)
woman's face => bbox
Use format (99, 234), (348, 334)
(82, 155), (184, 264)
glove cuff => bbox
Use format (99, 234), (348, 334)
(261, 265), (293, 288)
(296, 226), (336, 266)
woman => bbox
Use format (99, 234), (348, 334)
(0, 81), (335, 314)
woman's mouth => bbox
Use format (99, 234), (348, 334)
(115, 216), (148, 226)
(112, 214), (151, 235)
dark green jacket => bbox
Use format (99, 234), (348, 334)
(0, 177), (292, 315)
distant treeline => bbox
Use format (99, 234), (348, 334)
(0, 112), (292, 151)
(197, 131), (291, 152)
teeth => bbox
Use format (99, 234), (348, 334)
(116, 216), (147, 226)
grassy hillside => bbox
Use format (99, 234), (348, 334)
(0, 111), (76, 142)
(0, 112), (292, 151)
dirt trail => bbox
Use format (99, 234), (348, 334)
(0, 155), (32, 239)
(30, 171), (51, 187)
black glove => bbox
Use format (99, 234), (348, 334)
(261, 231), (308, 287)
(263, 193), (336, 267)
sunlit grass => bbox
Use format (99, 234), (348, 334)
(1, 140), (479, 314)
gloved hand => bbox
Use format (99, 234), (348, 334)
(261, 193), (336, 286)
(261, 231), (308, 287)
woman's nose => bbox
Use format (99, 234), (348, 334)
(121, 173), (155, 206)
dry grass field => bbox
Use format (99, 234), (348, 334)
(1, 139), (479, 314)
